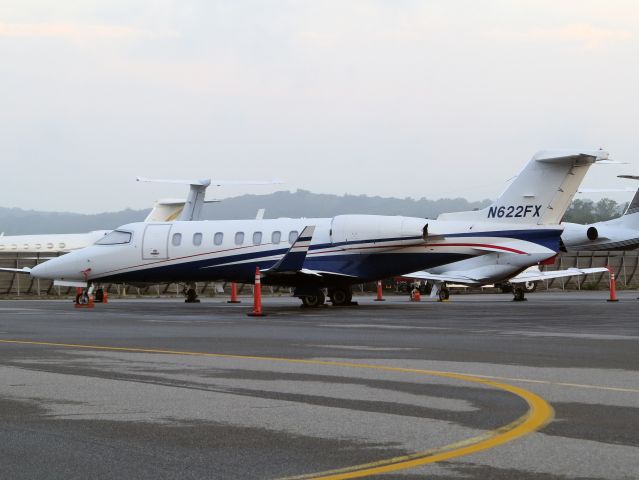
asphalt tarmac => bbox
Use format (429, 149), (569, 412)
(0, 291), (638, 479)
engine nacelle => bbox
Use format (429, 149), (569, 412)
(561, 223), (599, 247)
(330, 215), (428, 247)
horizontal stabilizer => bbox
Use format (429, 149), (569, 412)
(578, 188), (637, 193)
(438, 148), (608, 225)
(264, 226), (315, 274)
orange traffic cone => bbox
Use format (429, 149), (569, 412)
(228, 282), (241, 303)
(607, 267), (619, 302)
(374, 280), (385, 301)
(247, 267), (266, 316)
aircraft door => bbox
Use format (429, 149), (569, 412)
(142, 224), (171, 260)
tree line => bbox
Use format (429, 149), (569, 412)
(562, 198), (629, 224)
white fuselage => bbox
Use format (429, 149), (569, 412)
(0, 231), (110, 254)
(30, 215), (561, 288)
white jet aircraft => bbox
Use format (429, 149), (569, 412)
(405, 264), (609, 301)
(562, 176), (639, 251)
(0, 183), (206, 256)
(26, 148), (607, 307)
(404, 149), (614, 301)
(0, 178), (281, 255)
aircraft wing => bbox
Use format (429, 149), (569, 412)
(0, 267), (31, 274)
(509, 267), (609, 283)
(402, 271), (482, 285)
(260, 227), (362, 282)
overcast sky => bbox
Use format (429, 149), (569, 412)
(1, 1), (639, 213)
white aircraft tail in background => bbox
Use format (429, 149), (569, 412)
(438, 149), (609, 225)
(618, 175), (639, 228)
(137, 177), (283, 222)
(563, 175), (639, 251)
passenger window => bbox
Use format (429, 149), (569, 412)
(193, 233), (203, 246)
(59, 243), (66, 249)
(235, 232), (245, 245)
(172, 233), (182, 246)
(214, 232), (223, 246)
(288, 230), (299, 244)
(271, 231), (281, 244)
(46, 243), (54, 249)
(253, 231), (262, 245)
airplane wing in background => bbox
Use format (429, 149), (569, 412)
(509, 267), (609, 283)
(0, 267), (31, 274)
(402, 271), (482, 285)
(404, 266), (609, 286)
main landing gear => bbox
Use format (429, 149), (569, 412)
(295, 286), (355, 308)
(328, 287), (355, 306)
(300, 289), (325, 308)
(438, 285), (450, 302)
(183, 283), (200, 303)
(512, 285), (527, 302)
(430, 282), (450, 302)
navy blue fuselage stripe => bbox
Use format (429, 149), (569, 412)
(99, 252), (474, 286)
(309, 229), (563, 251)
(94, 228), (563, 284)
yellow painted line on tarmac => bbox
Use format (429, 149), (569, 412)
(0, 339), (553, 479)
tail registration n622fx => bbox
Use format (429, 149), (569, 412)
(487, 205), (542, 219)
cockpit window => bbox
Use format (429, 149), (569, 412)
(96, 230), (132, 245)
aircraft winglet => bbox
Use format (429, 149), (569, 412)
(266, 226), (315, 273)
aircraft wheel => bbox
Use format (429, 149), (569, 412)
(185, 288), (200, 303)
(438, 287), (450, 302)
(513, 287), (527, 302)
(94, 288), (104, 303)
(302, 290), (325, 308)
(330, 287), (352, 306)
(524, 281), (537, 293)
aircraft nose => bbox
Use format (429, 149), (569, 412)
(31, 254), (88, 281)
(30, 260), (55, 279)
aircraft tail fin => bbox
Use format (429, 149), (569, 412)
(438, 149), (608, 225)
(619, 177), (639, 228)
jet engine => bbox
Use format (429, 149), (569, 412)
(561, 223), (600, 247)
(560, 222), (632, 251)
